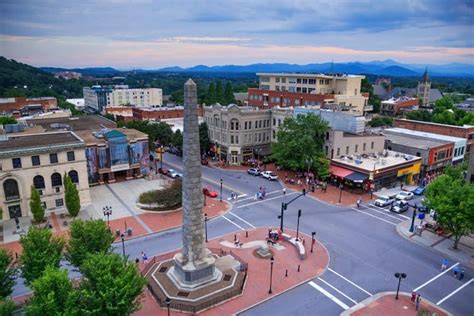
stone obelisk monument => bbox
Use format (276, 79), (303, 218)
(170, 79), (218, 287)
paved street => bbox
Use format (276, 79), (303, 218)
(151, 153), (473, 315)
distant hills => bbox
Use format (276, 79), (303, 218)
(40, 59), (474, 77)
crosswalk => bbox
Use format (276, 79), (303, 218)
(351, 202), (410, 226)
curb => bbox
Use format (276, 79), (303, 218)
(340, 291), (453, 316)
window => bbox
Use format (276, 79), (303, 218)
(50, 153), (58, 164)
(55, 199), (64, 207)
(371, 142), (374, 149)
(31, 156), (40, 166)
(297, 78), (302, 84)
(260, 77), (270, 82)
(51, 173), (62, 187)
(33, 175), (45, 189)
(273, 118), (276, 126)
(278, 119), (281, 126)
(244, 122), (248, 130)
(69, 170), (79, 183)
(346, 146), (349, 154)
(363, 143), (366, 151)
(235, 136), (239, 144)
(309, 79), (316, 85)
(282, 78), (286, 83)
(416, 152), (421, 157)
(273, 130), (276, 139)
(355, 145), (358, 153)
(337, 148), (340, 156)
(67, 151), (75, 161)
(275, 77), (280, 83)
(12, 158), (22, 169)
(3, 179), (20, 201)
(326, 132), (329, 140)
(288, 78), (296, 84)
(230, 135), (234, 144)
(288, 86), (296, 93)
(248, 121), (252, 129)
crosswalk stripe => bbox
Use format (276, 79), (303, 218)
(308, 281), (350, 310)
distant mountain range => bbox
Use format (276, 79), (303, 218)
(40, 59), (474, 77)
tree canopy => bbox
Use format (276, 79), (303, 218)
(424, 165), (474, 249)
(66, 219), (114, 268)
(361, 78), (381, 113)
(64, 174), (80, 218)
(0, 116), (17, 125)
(199, 122), (210, 154)
(29, 186), (45, 224)
(368, 116), (393, 127)
(272, 113), (329, 176)
(0, 249), (16, 299)
(171, 129), (183, 148)
(19, 227), (65, 285)
(117, 120), (174, 148)
(405, 96), (474, 126)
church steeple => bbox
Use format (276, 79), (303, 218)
(421, 67), (430, 82)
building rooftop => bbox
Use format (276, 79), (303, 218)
(0, 132), (84, 156)
(26, 115), (116, 131)
(332, 150), (422, 173)
(395, 118), (474, 130)
(385, 128), (466, 143)
(256, 73), (365, 79)
(384, 133), (448, 150)
(382, 96), (417, 104)
(75, 128), (147, 146)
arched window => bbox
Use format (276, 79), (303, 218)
(51, 173), (62, 187)
(3, 179), (20, 201)
(68, 170), (79, 184)
(33, 175), (45, 189)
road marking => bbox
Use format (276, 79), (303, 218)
(413, 262), (459, 292)
(351, 208), (397, 226)
(237, 192), (298, 208)
(308, 281), (350, 310)
(436, 279), (474, 305)
(318, 277), (358, 305)
(231, 190), (283, 203)
(227, 194), (248, 201)
(228, 212), (256, 229)
(368, 203), (411, 220)
(328, 268), (373, 296)
(221, 215), (245, 230)
(361, 205), (406, 221)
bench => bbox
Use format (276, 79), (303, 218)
(284, 235), (306, 259)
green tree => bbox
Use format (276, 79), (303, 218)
(0, 299), (16, 316)
(171, 129), (183, 148)
(72, 253), (146, 315)
(315, 156), (330, 180)
(66, 219), (114, 268)
(224, 82), (235, 105)
(19, 227), (65, 285)
(64, 174), (80, 218)
(0, 116), (17, 125)
(25, 267), (73, 316)
(424, 166), (474, 249)
(0, 249), (16, 298)
(199, 122), (210, 154)
(272, 113), (329, 172)
(215, 80), (224, 104)
(207, 82), (216, 105)
(361, 78), (381, 113)
(29, 185), (45, 224)
(368, 116), (393, 127)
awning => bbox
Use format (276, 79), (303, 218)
(344, 171), (368, 183)
(330, 165), (354, 178)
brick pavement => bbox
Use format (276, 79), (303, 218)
(343, 292), (451, 316)
(134, 227), (329, 315)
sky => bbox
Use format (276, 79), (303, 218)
(0, 0), (473, 68)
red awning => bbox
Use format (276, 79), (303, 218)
(330, 165), (354, 178)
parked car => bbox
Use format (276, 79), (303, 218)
(166, 169), (182, 178)
(202, 187), (218, 198)
(247, 168), (261, 176)
(261, 171), (278, 181)
(396, 191), (414, 200)
(412, 186), (425, 195)
(374, 196), (395, 207)
(390, 200), (409, 213)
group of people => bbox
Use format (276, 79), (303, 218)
(411, 292), (423, 311)
(255, 186), (267, 200)
(230, 191), (238, 200)
(442, 258), (465, 280)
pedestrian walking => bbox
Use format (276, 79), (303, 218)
(411, 291), (416, 303)
(441, 258), (448, 271)
(283, 188), (286, 195)
(415, 294), (421, 311)
(453, 265), (460, 277)
(255, 192), (258, 201)
(141, 251), (148, 264)
(135, 258), (140, 265)
(357, 197), (362, 208)
(459, 268), (465, 281)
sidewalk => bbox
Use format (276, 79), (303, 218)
(374, 185), (418, 198)
(397, 219), (474, 269)
(341, 291), (451, 316)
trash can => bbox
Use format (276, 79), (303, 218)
(418, 213), (425, 220)
(415, 225), (423, 236)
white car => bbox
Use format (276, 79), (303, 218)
(167, 169), (182, 179)
(261, 171), (278, 181)
(396, 191), (414, 200)
(374, 196), (395, 207)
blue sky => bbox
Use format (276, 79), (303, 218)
(0, 0), (473, 68)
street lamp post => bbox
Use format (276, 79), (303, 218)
(409, 206), (417, 233)
(204, 213), (208, 242)
(296, 209), (302, 241)
(165, 297), (171, 316)
(220, 178), (223, 202)
(338, 184), (343, 203)
(311, 232), (316, 253)
(160, 145), (164, 170)
(268, 256), (274, 294)
(120, 233), (126, 260)
(103, 206), (112, 228)
(394, 272), (407, 299)
(278, 189), (306, 232)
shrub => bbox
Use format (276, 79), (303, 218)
(138, 179), (182, 211)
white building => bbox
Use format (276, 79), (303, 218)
(107, 86), (162, 108)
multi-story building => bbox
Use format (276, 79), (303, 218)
(0, 97), (57, 117)
(380, 96), (418, 116)
(417, 69), (431, 107)
(0, 131), (91, 221)
(83, 85), (162, 113)
(325, 130), (385, 159)
(248, 73), (370, 115)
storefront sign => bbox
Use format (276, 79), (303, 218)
(111, 163), (130, 172)
(397, 163), (421, 177)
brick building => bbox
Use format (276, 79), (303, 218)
(0, 97), (57, 117)
(380, 97), (418, 115)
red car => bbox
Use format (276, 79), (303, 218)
(202, 187), (218, 198)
